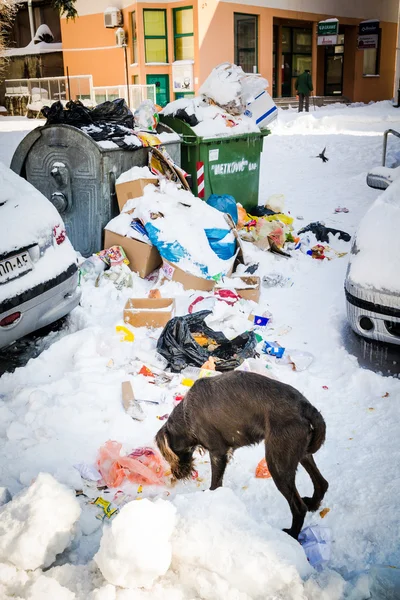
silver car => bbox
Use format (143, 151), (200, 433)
(345, 172), (400, 346)
(0, 164), (81, 349)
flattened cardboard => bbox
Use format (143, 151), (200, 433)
(161, 260), (216, 292)
(116, 177), (158, 212)
(217, 276), (261, 303)
(104, 229), (161, 279)
(121, 381), (135, 412)
(124, 298), (175, 328)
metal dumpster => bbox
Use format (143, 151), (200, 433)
(10, 123), (181, 257)
(160, 115), (269, 212)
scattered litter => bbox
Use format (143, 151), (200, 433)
(157, 414), (169, 421)
(93, 497), (119, 520)
(285, 350), (314, 372)
(121, 381), (145, 421)
(322, 386), (329, 390)
(103, 264), (134, 289)
(73, 463), (102, 482)
(262, 273), (293, 288)
(334, 207), (349, 213)
(134, 100), (159, 131)
(299, 525), (331, 568)
(139, 365), (155, 378)
(262, 341), (285, 359)
(319, 507), (330, 519)
(116, 325), (135, 342)
(97, 440), (166, 487)
(254, 314), (271, 327)
(298, 221), (351, 244)
(382, 392), (390, 398)
(255, 458), (272, 478)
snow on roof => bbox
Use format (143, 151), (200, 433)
(4, 42), (62, 57)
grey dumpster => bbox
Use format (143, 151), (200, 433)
(11, 123), (181, 257)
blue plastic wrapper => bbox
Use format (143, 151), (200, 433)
(206, 194), (238, 225)
(204, 228), (236, 260)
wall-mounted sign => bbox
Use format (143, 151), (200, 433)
(318, 34), (338, 46)
(317, 19), (339, 37)
(359, 20), (379, 36)
(358, 20), (379, 49)
(172, 61), (194, 93)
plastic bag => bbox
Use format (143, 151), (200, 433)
(43, 98), (134, 129)
(204, 228), (236, 260)
(298, 526), (331, 569)
(156, 310), (257, 373)
(92, 99), (134, 128)
(134, 100), (159, 131)
(266, 194), (285, 213)
(240, 74), (269, 105)
(206, 194), (238, 225)
(97, 441), (166, 488)
(255, 458), (271, 478)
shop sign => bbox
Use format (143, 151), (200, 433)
(317, 20), (339, 36)
(358, 20), (379, 36)
(317, 34), (338, 46)
(358, 34), (379, 49)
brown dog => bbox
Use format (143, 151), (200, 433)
(156, 370), (328, 539)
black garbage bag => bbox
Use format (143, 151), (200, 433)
(157, 310), (257, 373)
(249, 206), (278, 217)
(174, 108), (199, 127)
(92, 99), (134, 128)
(42, 100), (94, 126)
(298, 221), (351, 243)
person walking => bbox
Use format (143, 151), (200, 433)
(296, 69), (313, 112)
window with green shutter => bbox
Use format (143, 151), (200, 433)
(144, 9), (168, 63)
(173, 7), (194, 61)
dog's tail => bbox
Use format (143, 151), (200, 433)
(303, 402), (326, 454)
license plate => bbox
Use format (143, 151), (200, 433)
(0, 251), (33, 284)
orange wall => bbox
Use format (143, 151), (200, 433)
(61, 3), (398, 102)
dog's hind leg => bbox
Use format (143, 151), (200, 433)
(210, 452), (228, 490)
(300, 454), (329, 512)
(265, 445), (307, 540)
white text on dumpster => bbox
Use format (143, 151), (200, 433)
(210, 160), (258, 175)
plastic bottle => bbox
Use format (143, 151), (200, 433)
(80, 255), (106, 278)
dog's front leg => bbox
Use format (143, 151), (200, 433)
(210, 452), (228, 490)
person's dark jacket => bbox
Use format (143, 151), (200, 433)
(296, 72), (313, 96)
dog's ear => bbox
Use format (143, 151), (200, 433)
(156, 428), (179, 471)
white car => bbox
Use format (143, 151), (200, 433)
(0, 163), (81, 349)
(345, 176), (400, 345)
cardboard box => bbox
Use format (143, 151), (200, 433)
(161, 260), (216, 292)
(116, 178), (158, 212)
(217, 276), (260, 303)
(104, 229), (161, 278)
(244, 91), (278, 129)
(123, 298), (175, 328)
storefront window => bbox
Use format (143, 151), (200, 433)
(293, 55), (312, 77)
(363, 36), (380, 76)
(234, 13), (258, 73)
(144, 9), (168, 63)
(293, 30), (312, 53)
(174, 7), (194, 61)
(282, 27), (292, 53)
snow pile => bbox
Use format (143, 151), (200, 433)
(116, 165), (154, 185)
(172, 488), (312, 598)
(94, 498), (176, 589)
(0, 473), (80, 570)
(162, 97), (260, 138)
(107, 182), (236, 278)
(347, 177), (400, 293)
(25, 575), (75, 600)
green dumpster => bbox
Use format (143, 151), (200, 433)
(160, 115), (269, 212)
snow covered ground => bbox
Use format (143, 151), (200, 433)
(0, 102), (400, 599)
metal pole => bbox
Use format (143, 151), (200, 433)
(27, 0), (35, 41)
(123, 44), (130, 106)
(66, 66), (71, 101)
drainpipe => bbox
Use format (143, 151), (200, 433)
(395, 0), (400, 105)
(27, 0), (36, 42)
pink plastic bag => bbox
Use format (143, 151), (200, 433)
(97, 441), (166, 488)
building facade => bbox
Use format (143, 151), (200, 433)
(4, 0), (399, 107)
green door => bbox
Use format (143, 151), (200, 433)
(146, 74), (170, 107)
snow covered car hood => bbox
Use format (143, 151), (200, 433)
(0, 162), (77, 304)
(346, 177), (400, 296)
